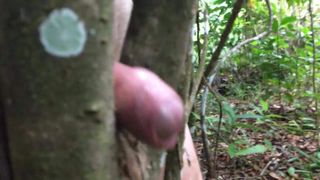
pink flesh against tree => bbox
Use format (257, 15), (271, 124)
(113, 62), (184, 149)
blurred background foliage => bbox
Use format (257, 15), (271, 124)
(190, 0), (320, 178)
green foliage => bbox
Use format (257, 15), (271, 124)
(228, 144), (268, 158)
(192, 0), (320, 178)
(259, 99), (269, 112)
(287, 167), (296, 177)
(223, 102), (237, 125)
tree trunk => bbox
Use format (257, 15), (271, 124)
(0, 0), (197, 179)
(0, 0), (117, 179)
(120, 0), (197, 179)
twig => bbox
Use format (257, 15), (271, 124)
(198, 1), (273, 179)
(187, 3), (209, 116)
(201, 78), (225, 179)
(260, 158), (276, 176)
(208, 0), (273, 84)
(197, 2), (244, 173)
(203, 0), (245, 79)
(196, 0), (245, 95)
(200, 105), (212, 179)
(213, 97), (223, 179)
(276, 2), (282, 104)
(222, 0), (272, 62)
(308, 0), (318, 146)
(196, 9), (201, 64)
(199, 79), (213, 179)
(197, 3), (244, 168)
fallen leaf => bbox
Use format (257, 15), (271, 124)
(269, 172), (284, 180)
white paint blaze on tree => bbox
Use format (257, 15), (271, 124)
(0, 0), (197, 179)
(0, 0), (116, 179)
(39, 8), (87, 58)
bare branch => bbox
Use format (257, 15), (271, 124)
(187, 5), (209, 116)
(198, 1), (273, 178)
(222, 0), (273, 62)
(203, 0), (245, 78)
(208, 0), (273, 81)
(308, 0), (319, 145)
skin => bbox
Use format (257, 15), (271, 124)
(113, 0), (184, 149)
(113, 0), (203, 179)
(114, 63), (184, 149)
(181, 126), (203, 180)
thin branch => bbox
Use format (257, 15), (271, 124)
(202, 0), (273, 99)
(200, 78), (225, 179)
(308, 0), (318, 146)
(203, 0), (245, 79)
(212, 97), (223, 179)
(198, 0), (273, 178)
(260, 158), (275, 176)
(210, 0), (273, 82)
(187, 5), (209, 116)
(197, 0), (243, 165)
(222, 0), (272, 62)
(197, 3), (241, 170)
(196, 0), (244, 95)
(192, 4), (212, 178)
(196, 9), (201, 63)
(200, 107), (212, 179)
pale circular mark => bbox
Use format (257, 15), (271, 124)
(39, 8), (87, 58)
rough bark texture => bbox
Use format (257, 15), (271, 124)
(0, 92), (12, 180)
(0, 2), (12, 180)
(0, 0), (117, 179)
(120, 0), (197, 179)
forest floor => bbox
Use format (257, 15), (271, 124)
(193, 99), (320, 180)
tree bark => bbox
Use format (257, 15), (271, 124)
(0, 0), (197, 179)
(120, 0), (197, 179)
(0, 0), (117, 179)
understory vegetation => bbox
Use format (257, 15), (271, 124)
(190, 0), (320, 179)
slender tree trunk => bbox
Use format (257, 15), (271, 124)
(120, 0), (197, 179)
(0, 0), (117, 179)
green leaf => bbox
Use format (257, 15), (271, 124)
(191, 112), (200, 120)
(206, 116), (224, 125)
(272, 19), (279, 32)
(264, 139), (273, 150)
(259, 99), (269, 112)
(287, 167), (296, 177)
(265, 114), (283, 119)
(234, 144), (267, 157)
(223, 103), (237, 124)
(280, 16), (297, 26)
(236, 113), (262, 119)
(232, 123), (264, 131)
(214, 0), (225, 5)
(228, 143), (237, 158)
